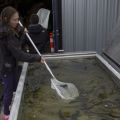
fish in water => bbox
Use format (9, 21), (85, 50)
(60, 84), (68, 88)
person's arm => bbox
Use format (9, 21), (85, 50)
(7, 39), (41, 63)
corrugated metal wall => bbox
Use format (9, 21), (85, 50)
(62, 0), (120, 53)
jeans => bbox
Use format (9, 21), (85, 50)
(3, 73), (18, 115)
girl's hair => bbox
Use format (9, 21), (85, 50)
(1, 6), (18, 24)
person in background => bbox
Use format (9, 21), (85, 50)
(24, 14), (50, 54)
(0, 6), (43, 120)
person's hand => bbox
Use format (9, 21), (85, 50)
(24, 45), (29, 52)
(24, 28), (28, 33)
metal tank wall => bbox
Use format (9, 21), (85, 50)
(62, 0), (120, 53)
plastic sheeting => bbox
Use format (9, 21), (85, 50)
(37, 8), (50, 29)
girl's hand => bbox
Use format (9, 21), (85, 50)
(24, 28), (28, 33)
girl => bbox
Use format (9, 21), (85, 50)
(0, 6), (42, 120)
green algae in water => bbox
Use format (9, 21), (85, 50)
(21, 58), (120, 120)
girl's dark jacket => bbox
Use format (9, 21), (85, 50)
(0, 22), (41, 75)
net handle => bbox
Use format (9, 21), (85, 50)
(19, 21), (55, 79)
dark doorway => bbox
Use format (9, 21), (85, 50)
(0, 0), (62, 51)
